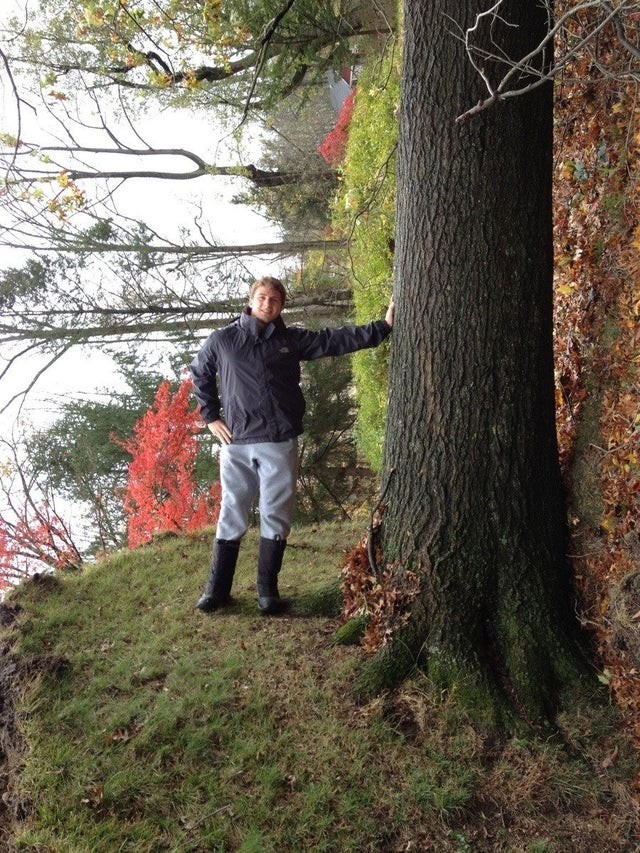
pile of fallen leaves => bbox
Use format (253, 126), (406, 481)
(340, 524), (419, 654)
(553, 11), (640, 750)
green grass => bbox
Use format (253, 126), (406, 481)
(3, 522), (638, 852)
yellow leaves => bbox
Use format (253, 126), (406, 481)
(123, 51), (143, 67)
(555, 251), (573, 270)
(202, 0), (222, 26)
(83, 6), (105, 28)
(597, 666), (614, 685)
(41, 71), (59, 87)
(558, 160), (575, 180)
(555, 282), (575, 297)
(599, 515), (617, 535)
(46, 174), (87, 220)
(622, 451), (637, 469)
(0, 132), (20, 147)
(148, 70), (172, 88)
(182, 71), (201, 90)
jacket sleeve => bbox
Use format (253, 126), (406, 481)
(189, 335), (222, 424)
(292, 319), (391, 361)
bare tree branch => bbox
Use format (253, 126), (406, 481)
(0, 237), (344, 257)
(603, 0), (640, 62)
(1, 343), (74, 417)
(454, 1), (640, 122)
(3, 141), (333, 186)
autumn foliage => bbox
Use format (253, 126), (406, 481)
(0, 499), (82, 588)
(551, 3), (640, 748)
(116, 379), (220, 549)
(341, 523), (419, 653)
(318, 89), (356, 165)
(0, 430), (83, 588)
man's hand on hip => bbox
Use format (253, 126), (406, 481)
(208, 419), (232, 445)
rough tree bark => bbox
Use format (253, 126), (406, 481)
(368, 1), (587, 725)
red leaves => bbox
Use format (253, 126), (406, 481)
(116, 379), (220, 548)
(0, 501), (82, 585)
(318, 89), (356, 165)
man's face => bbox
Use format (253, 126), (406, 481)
(249, 286), (284, 325)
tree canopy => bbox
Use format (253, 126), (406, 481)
(7, 0), (367, 112)
(0, 0), (381, 404)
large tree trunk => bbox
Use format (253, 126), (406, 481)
(370, 1), (586, 725)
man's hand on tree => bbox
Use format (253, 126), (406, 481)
(385, 299), (395, 328)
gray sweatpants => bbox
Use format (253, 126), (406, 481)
(215, 438), (299, 540)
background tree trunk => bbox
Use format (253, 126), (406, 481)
(372, 0), (586, 725)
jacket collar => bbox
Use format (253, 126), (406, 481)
(239, 307), (286, 341)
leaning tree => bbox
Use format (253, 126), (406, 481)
(369, 0), (589, 726)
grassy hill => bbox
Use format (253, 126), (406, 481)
(1, 522), (638, 851)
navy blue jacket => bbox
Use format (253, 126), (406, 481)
(190, 308), (391, 444)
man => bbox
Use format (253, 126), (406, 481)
(190, 276), (394, 615)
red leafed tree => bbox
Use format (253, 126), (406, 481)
(117, 379), (220, 548)
(318, 89), (356, 165)
(0, 436), (83, 588)
(0, 529), (11, 592)
(0, 502), (82, 586)
(0, 524), (17, 592)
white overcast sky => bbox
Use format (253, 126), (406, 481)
(0, 0), (285, 433)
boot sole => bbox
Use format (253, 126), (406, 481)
(196, 596), (233, 613)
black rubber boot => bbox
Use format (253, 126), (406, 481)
(257, 536), (288, 615)
(196, 539), (240, 612)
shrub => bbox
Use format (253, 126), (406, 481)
(318, 89), (356, 165)
(116, 380), (220, 548)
